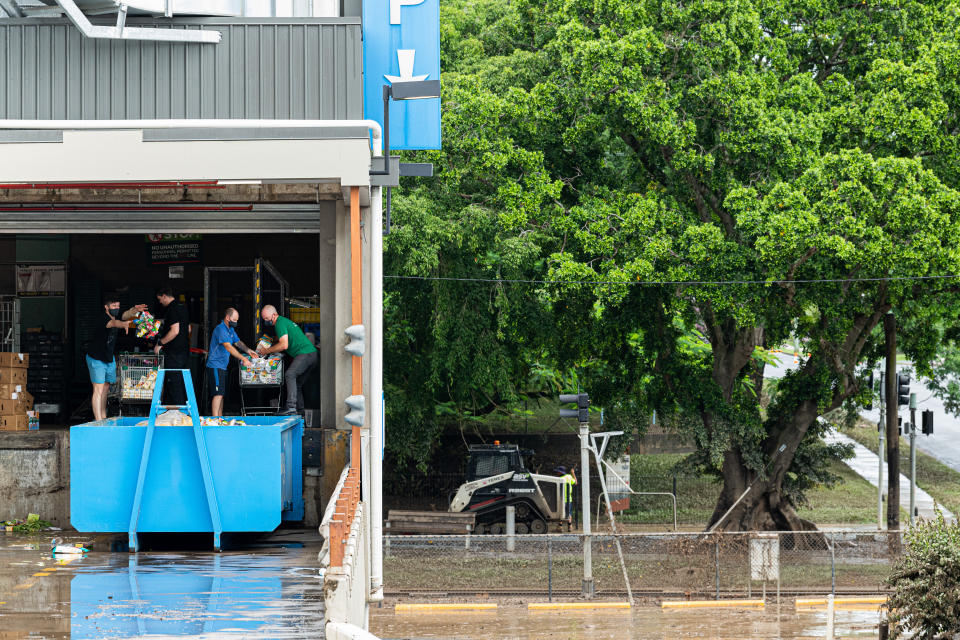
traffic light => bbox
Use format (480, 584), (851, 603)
(560, 393), (589, 423)
(345, 394), (365, 427)
(922, 410), (934, 436)
(865, 371), (874, 410)
(344, 324), (365, 357)
(897, 372), (911, 406)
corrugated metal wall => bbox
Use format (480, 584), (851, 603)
(0, 18), (363, 120)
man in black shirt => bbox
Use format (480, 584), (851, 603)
(85, 291), (133, 421)
(153, 286), (190, 406)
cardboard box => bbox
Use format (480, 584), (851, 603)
(0, 393), (33, 414)
(0, 414), (32, 431)
(0, 384), (25, 398)
(0, 367), (28, 385)
(0, 352), (29, 368)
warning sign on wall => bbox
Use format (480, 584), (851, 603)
(146, 234), (202, 266)
(16, 264), (66, 296)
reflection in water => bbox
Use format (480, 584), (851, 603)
(371, 604), (885, 639)
(1, 535), (324, 640)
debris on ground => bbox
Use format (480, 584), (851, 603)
(2, 513), (53, 532)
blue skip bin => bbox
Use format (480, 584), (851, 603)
(71, 370), (303, 550)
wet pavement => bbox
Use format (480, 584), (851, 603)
(371, 603), (885, 639)
(0, 530), (325, 639)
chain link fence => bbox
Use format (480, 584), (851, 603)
(383, 530), (901, 598)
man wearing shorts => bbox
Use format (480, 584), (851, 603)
(206, 307), (257, 416)
(85, 292), (132, 421)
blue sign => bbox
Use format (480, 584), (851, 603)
(363, 0), (442, 150)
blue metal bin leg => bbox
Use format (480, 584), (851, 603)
(127, 369), (224, 552)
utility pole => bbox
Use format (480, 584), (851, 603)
(909, 393), (917, 526)
(878, 371), (885, 530)
(884, 312), (899, 531)
(560, 392), (594, 598)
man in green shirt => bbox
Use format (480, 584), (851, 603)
(258, 304), (318, 416)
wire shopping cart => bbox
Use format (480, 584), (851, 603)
(111, 352), (164, 415)
(238, 355), (284, 415)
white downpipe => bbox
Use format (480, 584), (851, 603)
(54, 0), (223, 43)
(0, 119), (384, 153)
(368, 184), (384, 602)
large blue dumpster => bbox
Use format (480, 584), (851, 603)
(70, 370), (303, 550)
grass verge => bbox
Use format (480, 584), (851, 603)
(841, 419), (960, 518)
(621, 453), (878, 527)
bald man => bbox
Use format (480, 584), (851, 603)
(258, 305), (318, 416)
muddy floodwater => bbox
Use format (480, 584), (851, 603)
(371, 603), (885, 639)
(0, 531), (325, 639)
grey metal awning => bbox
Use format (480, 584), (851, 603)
(0, 203), (332, 233)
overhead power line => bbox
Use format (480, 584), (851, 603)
(384, 274), (960, 286)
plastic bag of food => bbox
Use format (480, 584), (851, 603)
(154, 410), (193, 426)
(134, 311), (163, 339)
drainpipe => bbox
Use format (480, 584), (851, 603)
(368, 183), (384, 603)
(54, 0), (222, 43)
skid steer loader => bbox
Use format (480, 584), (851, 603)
(447, 443), (567, 534)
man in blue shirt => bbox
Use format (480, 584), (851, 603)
(206, 307), (257, 416)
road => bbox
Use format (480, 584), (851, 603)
(0, 530), (325, 639)
(767, 355), (960, 472)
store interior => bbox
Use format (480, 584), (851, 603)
(0, 233), (326, 422)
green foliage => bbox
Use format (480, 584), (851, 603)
(3, 513), (52, 533)
(384, 0), (960, 518)
(887, 513), (960, 639)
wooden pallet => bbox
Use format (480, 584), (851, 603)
(386, 510), (476, 534)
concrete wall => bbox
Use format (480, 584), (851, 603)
(0, 431), (70, 528)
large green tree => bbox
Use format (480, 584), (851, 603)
(534, 0), (960, 529)
(384, 0), (960, 532)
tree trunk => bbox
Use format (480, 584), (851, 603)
(885, 312), (899, 531)
(707, 398), (821, 532)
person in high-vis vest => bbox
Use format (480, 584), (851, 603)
(555, 465), (577, 530)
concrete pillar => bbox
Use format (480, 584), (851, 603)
(318, 206), (337, 429)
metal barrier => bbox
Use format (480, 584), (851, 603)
(328, 467), (361, 567)
(382, 530), (903, 598)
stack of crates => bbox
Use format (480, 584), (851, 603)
(22, 331), (66, 412)
(0, 352), (36, 431)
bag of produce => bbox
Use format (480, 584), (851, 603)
(134, 311), (162, 339)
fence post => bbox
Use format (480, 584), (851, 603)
(776, 532), (780, 604)
(715, 539), (720, 600)
(506, 506), (515, 552)
(465, 524), (471, 552)
(548, 537), (553, 603)
(384, 522), (391, 558)
(826, 593), (835, 640)
(830, 536), (836, 596)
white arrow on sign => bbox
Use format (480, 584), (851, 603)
(384, 49), (429, 84)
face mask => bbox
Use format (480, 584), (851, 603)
(264, 319), (275, 327)
(228, 321), (238, 329)
(109, 308), (121, 318)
